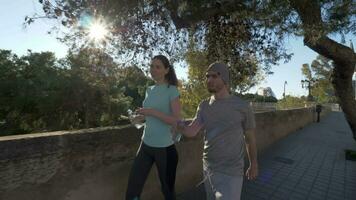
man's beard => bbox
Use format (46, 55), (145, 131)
(207, 82), (228, 94)
(207, 83), (223, 93)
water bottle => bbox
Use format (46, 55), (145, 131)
(172, 132), (182, 143)
(127, 109), (144, 129)
(172, 120), (185, 143)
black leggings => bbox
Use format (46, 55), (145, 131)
(125, 142), (178, 200)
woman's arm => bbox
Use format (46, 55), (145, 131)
(137, 97), (181, 126)
(177, 119), (203, 138)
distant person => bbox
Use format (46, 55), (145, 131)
(316, 104), (322, 122)
(125, 55), (181, 200)
(177, 62), (258, 200)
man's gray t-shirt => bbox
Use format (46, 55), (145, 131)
(195, 95), (256, 176)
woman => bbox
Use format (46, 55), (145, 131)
(125, 55), (181, 200)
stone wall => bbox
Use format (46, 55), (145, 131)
(254, 107), (328, 152)
(0, 108), (331, 200)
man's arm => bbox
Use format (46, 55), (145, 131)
(177, 118), (203, 138)
(244, 128), (258, 180)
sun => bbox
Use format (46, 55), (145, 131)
(88, 22), (108, 41)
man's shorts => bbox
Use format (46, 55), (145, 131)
(203, 170), (244, 200)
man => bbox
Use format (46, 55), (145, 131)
(177, 62), (258, 200)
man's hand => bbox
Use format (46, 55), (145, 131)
(244, 128), (258, 181)
(176, 120), (186, 133)
(245, 161), (258, 180)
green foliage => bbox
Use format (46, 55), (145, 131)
(180, 50), (210, 118)
(0, 50), (64, 134)
(310, 56), (337, 103)
(28, 0), (296, 73)
(58, 48), (133, 128)
(0, 48), (151, 136)
(302, 64), (313, 80)
(116, 66), (153, 109)
(239, 93), (278, 103)
(276, 95), (308, 110)
(28, 0), (190, 67)
(302, 55), (337, 103)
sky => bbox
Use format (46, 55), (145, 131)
(0, 0), (355, 99)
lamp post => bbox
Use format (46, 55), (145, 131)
(301, 79), (315, 101)
(283, 81), (287, 99)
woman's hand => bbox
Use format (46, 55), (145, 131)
(131, 115), (145, 124)
(136, 108), (155, 116)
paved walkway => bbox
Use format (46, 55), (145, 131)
(177, 112), (356, 200)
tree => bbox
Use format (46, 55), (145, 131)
(180, 50), (210, 117)
(31, 0), (356, 139)
(277, 95), (309, 110)
(278, 0), (355, 138)
(0, 50), (65, 134)
(0, 48), (136, 135)
(28, 1), (292, 70)
(241, 93), (278, 103)
(61, 48), (132, 127)
(0, 50), (19, 121)
(116, 65), (153, 109)
(302, 55), (337, 103)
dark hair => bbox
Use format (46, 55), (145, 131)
(152, 55), (178, 86)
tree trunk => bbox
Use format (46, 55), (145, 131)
(332, 61), (356, 138)
(305, 36), (356, 138)
(291, 0), (356, 139)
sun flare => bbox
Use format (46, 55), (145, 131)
(89, 22), (108, 41)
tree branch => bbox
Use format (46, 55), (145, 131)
(165, 0), (249, 29)
(290, 0), (356, 66)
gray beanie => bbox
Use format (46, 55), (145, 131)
(207, 62), (230, 84)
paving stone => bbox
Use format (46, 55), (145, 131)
(178, 113), (356, 200)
